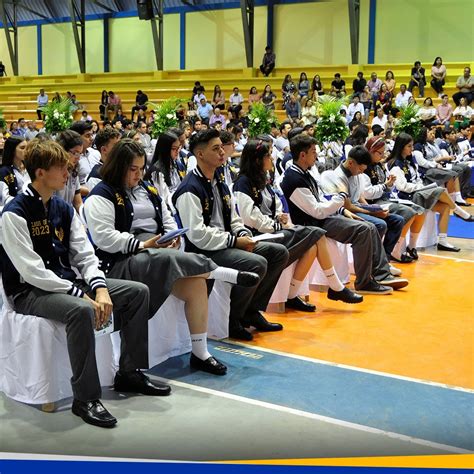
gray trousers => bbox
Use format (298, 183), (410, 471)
(199, 242), (289, 327)
(319, 215), (391, 289)
(13, 279), (150, 402)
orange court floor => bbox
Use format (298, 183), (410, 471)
(248, 236), (474, 391)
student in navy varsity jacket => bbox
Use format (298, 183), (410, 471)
(0, 139), (169, 429)
(172, 129), (290, 341)
(0, 136), (29, 207)
(281, 134), (409, 295)
(234, 139), (363, 308)
(85, 139), (259, 374)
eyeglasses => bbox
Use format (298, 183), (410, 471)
(69, 150), (82, 157)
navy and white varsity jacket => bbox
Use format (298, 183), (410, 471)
(86, 161), (103, 191)
(172, 167), (251, 253)
(1, 184), (106, 298)
(280, 164), (346, 226)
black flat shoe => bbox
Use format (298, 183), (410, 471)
(228, 323), (253, 341)
(454, 213), (474, 222)
(236, 271), (260, 287)
(456, 201), (472, 207)
(406, 247), (419, 260)
(72, 399), (117, 428)
(242, 311), (283, 332)
(114, 370), (171, 396)
(327, 287), (363, 304)
(190, 353), (227, 375)
(285, 296), (316, 312)
(390, 252), (414, 263)
(437, 243), (461, 252)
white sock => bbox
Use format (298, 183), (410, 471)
(323, 267), (344, 292)
(453, 205), (470, 219)
(438, 233), (451, 246)
(455, 191), (466, 203)
(190, 333), (211, 361)
(449, 192), (457, 202)
(288, 278), (303, 299)
(391, 237), (405, 259)
(408, 232), (419, 250)
(208, 267), (239, 284)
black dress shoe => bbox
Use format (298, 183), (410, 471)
(390, 252), (414, 263)
(72, 399), (117, 428)
(456, 201), (472, 207)
(236, 271), (260, 287)
(190, 353), (227, 375)
(327, 287), (363, 304)
(285, 296), (316, 312)
(437, 243), (461, 252)
(114, 370), (171, 396)
(454, 213), (474, 222)
(406, 247), (419, 260)
(242, 311), (283, 332)
(229, 323), (253, 341)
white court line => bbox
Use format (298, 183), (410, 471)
(419, 253), (474, 263)
(150, 376), (472, 455)
(217, 341), (474, 394)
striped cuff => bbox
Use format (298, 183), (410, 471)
(337, 206), (345, 215)
(338, 191), (349, 199)
(127, 237), (141, 254)
(227, 233), (237, 248)
(237, 229), (251, 237)
(274, 221), (283, 231)
(89, 276), (107, 291)
(67, 285), (85, 298)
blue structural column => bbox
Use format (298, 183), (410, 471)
(180, 12), (186, 70)
(103, 15), (110, 72)
(266, 0), (274, 49)
(368, 0), (376, 64)
(37, 24), (43, 75)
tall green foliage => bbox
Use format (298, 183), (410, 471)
(394, 103), (423, 141)
(314, 95), (349, 144)
(147, 98), (183, 138)
(41, 99), (74, 134)
(247, 102), (278, 138)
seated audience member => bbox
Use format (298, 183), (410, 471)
(376, 83), (393, 115)
(360, 85), (372, 121)
(106, 90), (121, 120)
(131, 90), (148, 122)
(211, 85), (226, 110)
(85, 139), (259, 374)
(371, 107), (388, 130)
(347, 95), (365, 123)
(435, 94), (453, 129)
(135, 108), (147, 125)
(395, 84), (413, 109)
(197, 98), (213, 122)
(0, 138), (161, 428)
(452, 97), (474, 129)
(192, 81), (205, 100)
(311, 75), (324, 97)
(363, 136), (426, 263)
(261, 84), (277, 110)
(193, 87), (206, 106)
(86, 127), (121, 191)
(0, 136), (29, 206)
(248, 86), (261, 110)
(417, 97), (438, 126)
(216, 130), (239, 190)
(9, 121), (19, 137)
(298, 72), (310, 100)
(384, 71), (396, 95)
(282, 74), (297, 106)
(301, 98), (317, 125)
(367, 72), (382, 109)
(330, 73), (346, 98)
(173, 129), (290, 341)
(453, 67), (473, 106)
(209, 108), (226, 130)
(457, 124), (474, 161)
(36, 88), (48, 120)
(234, 140), (363, 308)
(408, 61), (426, 98)
(275, 121), (292, 153)
(343, 124), (369, 158)
(55, 130), (85, 212)
(112, 118), (124, 135)
(348, 111), (364, 131)
(285, 95), (302, 125)
(259, 46), (275, 77)
(69, 121), (101, 189)
(136, 120), (154, 159)
(371, 124), (384, 138)
(430, 57), (447, 97)
(388, 133), (473, 252)
(228, 87), (244, 120)
(281, 134), (407, 295)
(326, 146), (406, 264)
(99, 90), (108, 121)
(80, 110), (93, 122)
(352, 71), (366, 96)
(25, 121), (39, 141)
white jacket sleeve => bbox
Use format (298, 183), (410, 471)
(361, 173), (386, 200)
(234, 191), (282, 233)
(413, 150), (436, 169)
(391, 166), (423, 194)
(289, 188), (344, 220)
(84, 195), (141, 255)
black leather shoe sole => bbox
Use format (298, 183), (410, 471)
(437, 243), (461, 252)
(190, 353), (227, 375)
(327, 287), (363, 304)
(72, 400), (117, 428)
(236, 271), (260, 287)
(114, 373), (171, 396)
(390, 253), (414, 263)
(285, 296), (316, 312)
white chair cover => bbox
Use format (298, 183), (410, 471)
(309, 238), (351, 286)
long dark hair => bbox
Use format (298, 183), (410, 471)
(2, 136), (26, 167)
(213, 85), (221, 101)
(238, 140), (270, 190)
(387, 132), (413, 169)
(101, 139), (146, 188)
(432, 56), (442, 66)
(144, 131), (179, 186)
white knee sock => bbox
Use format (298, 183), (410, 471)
(408, 232), (420, 250)
(391, 237), (405, 259)
(455, 191), (466, 203)
(453, 205), (470, 219)
(191, 333), (211, 361)
(288, 278), (303, 299)
(208, 267), (239, 284)
(323, 267), (344, 292)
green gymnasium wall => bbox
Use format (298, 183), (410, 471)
(0, 0), (471, 76)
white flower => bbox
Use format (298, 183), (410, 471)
(69, 115), (73, 120)
(53, 111), (59, 118)
(166, 113), (174, 119)
(329, 114), (336, 123)
(410, 117), (417, 123)
(254, 117), (260, 123)
(267, 118), (273, 123)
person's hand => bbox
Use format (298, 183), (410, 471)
(385, 174), (396, 186)
(236, 236), (256, 252)
(143, 234), (177, 249)
(278, 213), (289, 225)
(83, 291), (112, 330)
(343, 209), (364, 221)
(372, 209), (389, 219)
(282, 221), (294, 229)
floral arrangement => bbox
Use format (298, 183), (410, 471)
(314, 95), (349, 144)
(394, 103), (423, 140)
(147, 98), (182, 138)
(40, 98), (74, 134)
(0, 107), (6, 131)
(247, 102), (278, 138)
